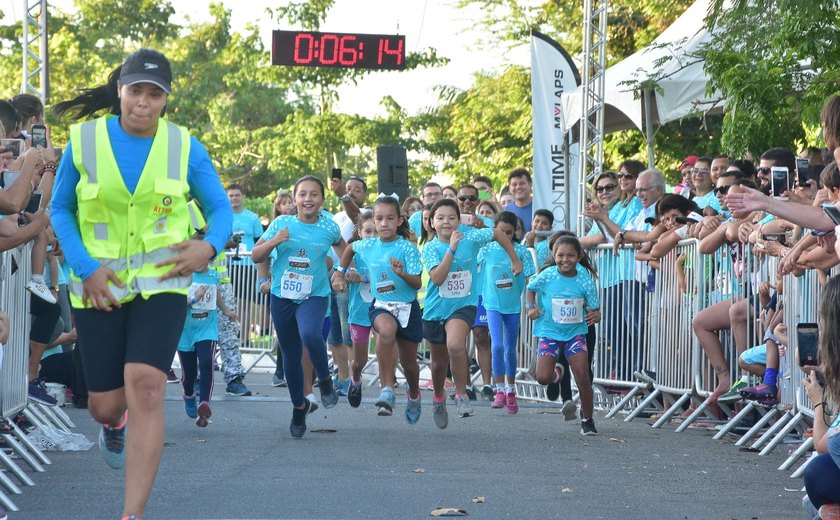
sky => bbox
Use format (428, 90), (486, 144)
(4, 0), (531, 117)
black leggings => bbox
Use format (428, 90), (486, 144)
(178, 340), (216, 404)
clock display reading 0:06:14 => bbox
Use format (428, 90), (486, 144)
(271, 30), (406, 70)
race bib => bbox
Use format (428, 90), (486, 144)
(188, 283), (217, 311)
(440, 271), (472, 299)
(495, 275), (514, 290)
(374, 300), (411, 328)
(551, 298), (584, 324)
(280, 272), (313, 300)
(359, 282), (373, 303)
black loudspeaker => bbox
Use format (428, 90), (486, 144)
(376, 145), (408, 201)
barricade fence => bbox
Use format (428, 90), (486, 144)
(232, 241), (824, 467)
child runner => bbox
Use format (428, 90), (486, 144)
(177, 236), (238, 427)
(526, 235), (601, 435)
(478, 211), (536, 414)
(332, 196), (424, 423)
(343, 210), (376, 408)
(252, 176), (346, 439)
(422, 199), (523, 428)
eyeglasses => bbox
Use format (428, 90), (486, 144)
(757, 167), (772, 175)
(595, 184), (617, 193)
(408, 204), (423, 211)
(617, 173), (635, 179)
(692, 168), (711, 175)
(714, 185), (731, 195)
(458, 195), (478, 202)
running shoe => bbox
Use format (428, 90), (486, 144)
(196, 401), (211, 427)
(546, 365), (564, 402)
(481, 385), (494, 400)
(290, 400), (311, 439)
(183, 393), (197, 418)
(419, 380), (435, 391)
(25, 279), (56, 304)
(719, 378), (749, 401)
(225, 377), (252, 396)
(306, 394), (320, 414)
(505, 392), (519, 415)
(443, 379), (455, 392)
(466, 386), (477, 401)
(739, 382), (777, 401)
(347, 380), (363, 408)
(405, 394), (422, 425)
(491, 390), (506, 409)
(375, 387), (395, 416)
(580, 418), (598, 436)
(455, 394), (475, 418)
(166, 368), (179, 384)
(820, 504), (840, 520)
(272, 373), (287, 387)
(319, 377), (338, 408)
(28, 379), (57, 406)
(561, 400), (577, 422)
(99, 416), (127, 469)
(433, 399), (448, 429)
(334, 377), (350, 397)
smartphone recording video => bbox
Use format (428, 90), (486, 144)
(0, 139), (23, 158)
(331, 168), (343, 180)
(771, 166), (790, 200)
(822, 202), (840, 226)
(31, 124), (47, 149)
(797, 322), (819, 368)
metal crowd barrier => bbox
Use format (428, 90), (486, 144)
(0, 244), (77, 513)
(224, 251), (277, 373)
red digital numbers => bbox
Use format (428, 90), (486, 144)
(274, 30), (405, 70)
(378, 37), (404, 67)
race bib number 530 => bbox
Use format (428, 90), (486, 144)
(551, 298), (584, 324)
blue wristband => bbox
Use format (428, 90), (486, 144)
(448, 247), (457, 256)
(526, 303), (536, 308)
(258, 277), (270, 286)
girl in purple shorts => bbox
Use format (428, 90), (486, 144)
(526, 235), (601, 436)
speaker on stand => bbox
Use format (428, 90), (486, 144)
(376, 145), (408, 201)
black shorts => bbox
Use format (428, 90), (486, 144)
(72, 293), (187, 392)
(422, 306), (477, 345)
(30, 293), (62, 344)
(369, 299), (423, 343)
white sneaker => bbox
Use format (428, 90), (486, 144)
(25, 280), (56, 304)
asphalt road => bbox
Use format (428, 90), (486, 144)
(11, 371), (807, 520)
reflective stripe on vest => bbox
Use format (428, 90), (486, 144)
(68, 115), (192, 308)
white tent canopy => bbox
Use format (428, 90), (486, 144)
(561, 0), (724, 137)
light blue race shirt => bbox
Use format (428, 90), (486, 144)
(528, 265), (599, 342)
(422, 227), (494, 321)
(534, 240), (550, 270)
(347, 258), (372, 327)
(477, 241), (536, 314)
(261, 214), (341, 302)
(230, 209), (264, 266)
(692, 190), (721, 213)
(352, 237), (422, 304)
(409, 211), (424, 240)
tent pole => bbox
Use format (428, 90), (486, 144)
(643, 88), (655, 168)
(563, 134), (572, 233)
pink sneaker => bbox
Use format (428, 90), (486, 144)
(491, 390), (506, 408)
(505, 392), (519, 414)
(443, 379), (455, 392)
(419, 380), (435, 391)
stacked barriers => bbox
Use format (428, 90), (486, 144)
(0, 244), (77, 513)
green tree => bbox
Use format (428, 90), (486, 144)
(703, 0), (840, 156)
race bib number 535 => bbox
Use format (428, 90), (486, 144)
(440, 271), (472, 299)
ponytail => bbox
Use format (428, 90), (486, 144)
(53, 65), (122, 120)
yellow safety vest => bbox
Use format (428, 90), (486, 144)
(68, 115), (192, 308)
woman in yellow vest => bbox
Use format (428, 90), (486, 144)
(51, 49), (233, 520)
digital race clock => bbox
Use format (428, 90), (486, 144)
(272, 30), (406, 70)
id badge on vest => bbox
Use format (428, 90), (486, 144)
(373, 300), (411, 328)
(551, 298), (584, 324)
(280, 272), (313, 300)
(359, 282), (373, 303)
(189, 283), (217, 311)
(440, 271), (472, 299)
